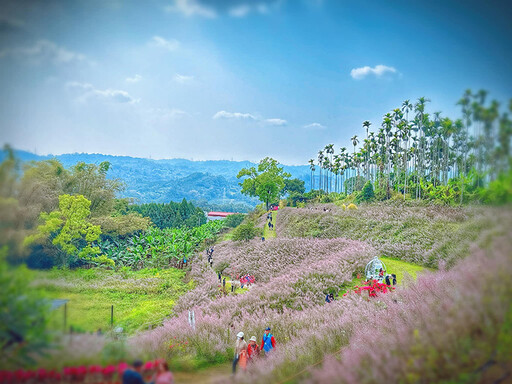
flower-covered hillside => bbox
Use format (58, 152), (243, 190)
(276, 203), (510, 267)
(132, 237), (375, 367)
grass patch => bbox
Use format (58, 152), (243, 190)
(33, 268), (192, 334)
(380, 256), (431, 284)
(337, 258), (429, 297)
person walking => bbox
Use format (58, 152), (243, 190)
(232, 332), (248, 374)
(260, 327), (276, 355)
(122, 360), (145, 384)
(247, 336), (260, 360)
(152, 360), (174, 384)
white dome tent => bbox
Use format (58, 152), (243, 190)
(365, 256), (386, 281)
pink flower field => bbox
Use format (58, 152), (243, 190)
(128, 205), (512, 383)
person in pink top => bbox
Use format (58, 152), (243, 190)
(153, 360), (174, 384)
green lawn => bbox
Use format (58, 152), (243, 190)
(263, 211), (277, 239)
(32, 268), (192, 334)
(380, 256), (431, 284)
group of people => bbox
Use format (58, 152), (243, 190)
(121, 360), (173, 384)
(267, 212), (274, 231)
(206, 247), (214, 267)
(378, 268), (397, 286)
(232, 327), (276, 374)
(240, 274), (255, 288)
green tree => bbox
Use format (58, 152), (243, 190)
(237, 157), (291, 210)
(68, 162), (123, 216)
(284, 178), (306, 195)
(25, 194), (102, 266)
(357, 180), (375, 203)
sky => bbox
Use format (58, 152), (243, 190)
(0, 0), (511, 165)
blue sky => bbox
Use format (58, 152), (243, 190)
(0, 0), (511, 164)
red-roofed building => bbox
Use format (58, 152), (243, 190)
(207, 211), (237, 221)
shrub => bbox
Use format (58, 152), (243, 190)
(347, 203), (358, 210)
(231, 221), (263, 242)
(223, 213), (245, 228)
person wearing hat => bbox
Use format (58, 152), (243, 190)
(260, 327), (276, 354)
(247, 336), (260, 360)
(232, 331), (248, 374)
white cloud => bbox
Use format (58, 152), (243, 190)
(151, 36), (180, 51)
(303, 122), (326, 129)
(350, 65), (397, 80)
(265, 118), (287, 126)
(66, 82), (140, 104)
(212, 111), (288, 126)
(229, 5), (252, 17)
(173, 73), (194, 83)
(164, 0), (217, 18)
(0, 39), (88, 64)
(212, 110), (257, 121)
(126, 74), (142, 83)
(228, 3), (271, 17)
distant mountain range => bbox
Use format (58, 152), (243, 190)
(5, 150), (311, 211)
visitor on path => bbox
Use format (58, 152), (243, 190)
(232, 332), (248, 374)
(223, 278), (226, 288)
(247, 336), (260, 360)
(218, 272), (222, 282)
(385, 275), (391, 286)
(268, 221), (272, 230)
(152, 360), (174, 384)
(261, 236), (265, 241)
(260, 327), (276, 354)
(122, 360), (146, 384)
(325, 294), (331, 303)
(392, 274), (397, 285)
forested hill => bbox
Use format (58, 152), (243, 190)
(5, 150), (310, 210)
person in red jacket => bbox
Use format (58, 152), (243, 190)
(260, 327), (276, 354)
(247, 336), (260, 360)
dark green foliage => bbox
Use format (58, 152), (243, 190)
(128, 199), (206, 229)
(357, 181), (375, 203)
(284, 178), (306, 195)
(223, 213), (245, 228)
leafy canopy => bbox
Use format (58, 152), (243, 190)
(25, 194), (102, 261)
(237, 157), (291, 209)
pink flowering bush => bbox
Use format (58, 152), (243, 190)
(304, 235), (512, 384)
(225, 234), (511, 384)
(132, 238), (376, 364)
(277, 205), (511, 268)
